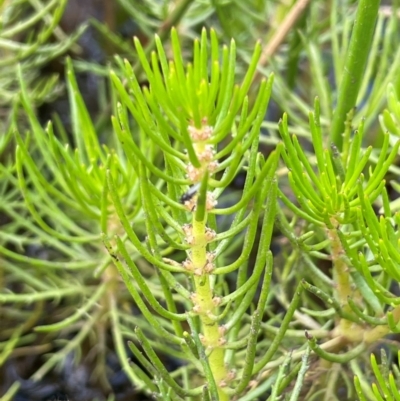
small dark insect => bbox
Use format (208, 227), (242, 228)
(180, 183), (200, 204)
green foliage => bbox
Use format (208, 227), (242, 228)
(3, 1), (400, 401)
(0, 0), (85, 158)
(0, 0), (84, 105)
(355, 350), (400, 401)
(262, 0), (400, 146)
(108, 28), (284, 400)
(279, 99), (400, 333)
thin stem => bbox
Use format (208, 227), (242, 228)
(259, 0), (311, 66)
(135, 327), (201, 397)
(253, 282), (303, 374)
(187, 317), (220, 401)
(327, 225), (356, 338)
(233, 252), (273, 395)
(31, 308), (102, 381)
(306, 333), (366, 363)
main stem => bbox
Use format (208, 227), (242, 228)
(192, 215), (228, 401)
(328, 226), (354, 337)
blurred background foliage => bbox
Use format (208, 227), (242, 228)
(1, 1), (400, 401)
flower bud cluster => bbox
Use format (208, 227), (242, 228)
(196, 323), (227, 349)
(182, 251), (216, 276)
(219, 369), (236, 388)
(188, 124), (213, 141)
(182, 191), (218, 212)
(186, 120), (219, 183)
(182, 224), (216, 247)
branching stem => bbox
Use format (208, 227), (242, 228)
(327, 224), (355, 337)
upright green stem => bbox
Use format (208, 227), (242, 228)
(327, 225), (356, 338)
(331, 0), (381, 149)
(328, 227), (351, 306)
(191, 215), (228, 401)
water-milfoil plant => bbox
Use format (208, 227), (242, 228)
(0, 0), (85, 109)
(4, 4), (400, 399)
(1, 57), (144, 397)
(106, 28), (292, 400)
(4, 27), (303, 400)
(276, 93), (400, 392)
